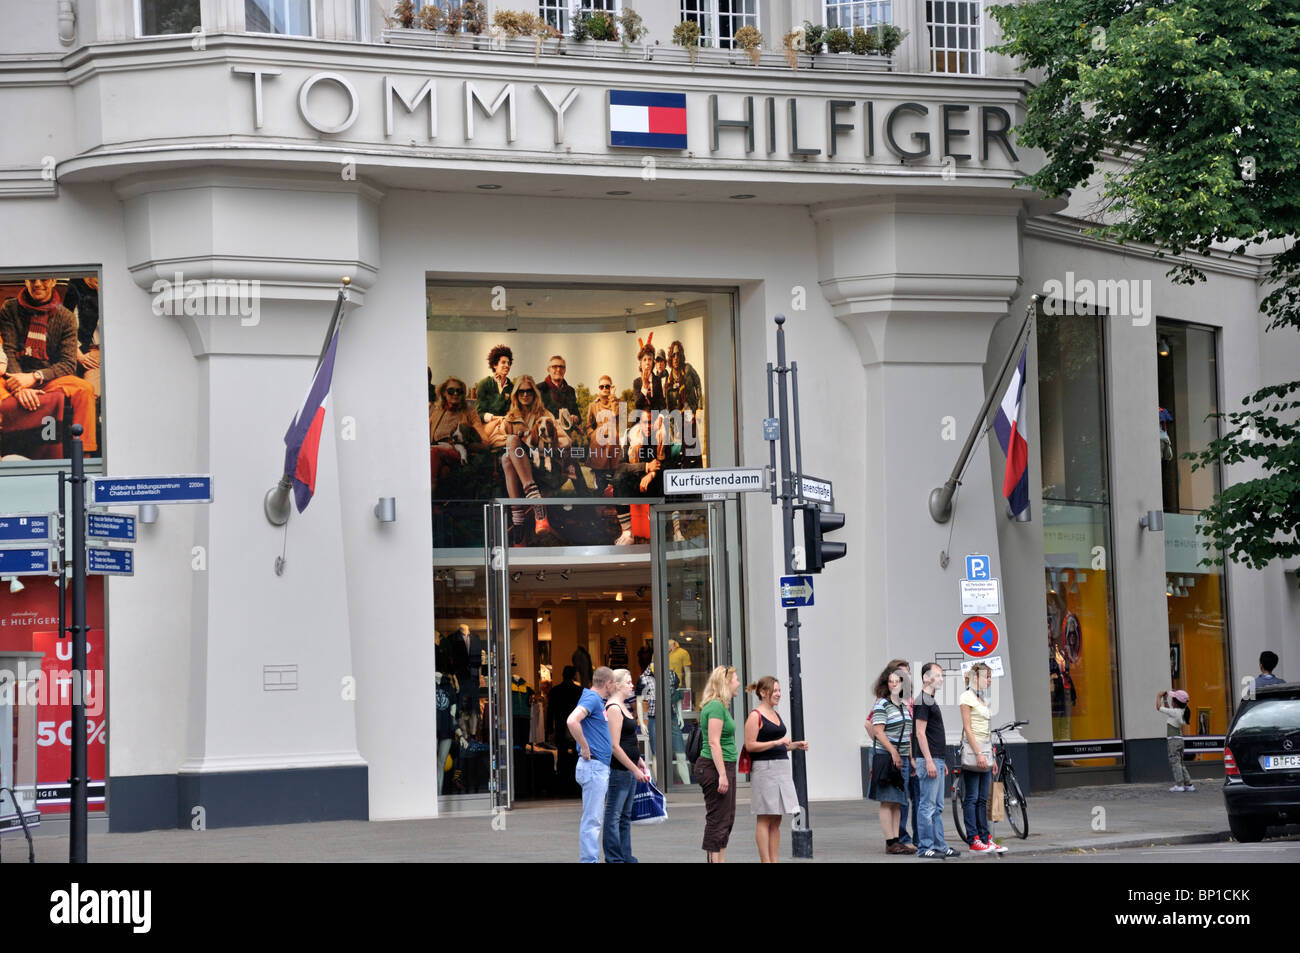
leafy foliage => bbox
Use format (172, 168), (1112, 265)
(991, 0), (1300, 582)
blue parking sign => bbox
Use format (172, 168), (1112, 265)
(965, 554), (990, 580)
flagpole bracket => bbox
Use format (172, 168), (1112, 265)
(264, 477), (293, 527)
(928, 482), (956, 524)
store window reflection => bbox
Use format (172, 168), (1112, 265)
(1158, 321), (1230, 761)
(1037, 310), (1122, 768)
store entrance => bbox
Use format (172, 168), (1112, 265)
(433, 498), (736, 810)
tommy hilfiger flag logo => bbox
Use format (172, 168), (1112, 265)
(607, 90), (688, 150)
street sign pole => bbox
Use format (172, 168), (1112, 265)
(770, 314), (813, 859)
(69, 426), (88, 863)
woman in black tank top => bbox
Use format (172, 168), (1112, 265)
(603, 670), (649, 863)
(743, 676), (809, 863)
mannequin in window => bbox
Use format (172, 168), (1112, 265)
(442, 624), (483, 735)
(435, 668), (456, 795)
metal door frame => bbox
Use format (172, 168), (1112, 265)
(484, 503), (512, 811)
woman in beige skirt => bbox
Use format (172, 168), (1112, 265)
(743, 676), (809, 863)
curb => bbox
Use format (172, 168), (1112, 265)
(1000, 830), (1231, 858)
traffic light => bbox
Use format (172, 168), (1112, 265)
(801, 505), (846, 572)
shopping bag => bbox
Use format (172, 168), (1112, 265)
(631, 779), (668, 825)
(990, 780), (1006, 822)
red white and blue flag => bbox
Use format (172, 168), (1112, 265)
(993, 343), (1031, 519)
(608, 90), (688, 150)
(282, 323), (341, 513)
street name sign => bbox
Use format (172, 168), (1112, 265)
(86, 513), (137, 543)
(0, 514), (56, 543)
(779, 575), (814, 607)
(87, 547), (134, 576)
(89, 475), (213, 506)
(664, 467), (770, 495)
(794, 474), (833, 505)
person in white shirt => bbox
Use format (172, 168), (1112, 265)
(1157, 689), (1194, 792)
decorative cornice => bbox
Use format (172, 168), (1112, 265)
(0, 167), (58, 198)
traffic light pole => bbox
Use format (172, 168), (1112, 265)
(69, 425), (88, 863)
(769, 314), (814, 859)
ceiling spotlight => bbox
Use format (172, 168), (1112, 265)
(635, 586), (647, 599)
(624, 308), (636, 334)
(629, 616), (636, 623)
(537, 614), (544, 623)
(511, 571), (522, 583)
(606, 190), (631, 196)
(506, 306), (518, 333)
(1158, 336), (1172, 358)
(477, 183), (502, 190)
(729, 193), (756, 200)
(615, 591), (623, 601)
(559, 569), (570, 581)
(535, 570), (546, 582)
(7, 576), (24, 595)
(665, 298), (678, 324)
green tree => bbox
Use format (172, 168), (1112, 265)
(990, 0), (1300, 583)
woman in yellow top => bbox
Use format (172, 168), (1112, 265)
(959, 663), (1006, 854)
(696, 665), (740, 863)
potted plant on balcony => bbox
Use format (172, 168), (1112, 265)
(569, 8), (628, 59)
(878, 24), (907, 55)
(672, 19), (702, 65)
(617, 7), (649, 53)
(732, 25), (764, 66)
(850, 26), (878, 55)
(824, 26), (851, 54)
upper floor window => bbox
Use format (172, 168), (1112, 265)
(681, 1), (759, 49)
(824, 0), (891, 30)
(137, 0), (200, 36)
(539, 0), (619, 35)
(927, 0), (982, 74)
(245, 0), (313, 36)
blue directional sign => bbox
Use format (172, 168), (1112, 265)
(965, 554), (991, 580)
(87, 546), (134, 576)
(0, 514), (55, 543)
(89, 475), (213, 506)
(779, 575), (814, 608)
(0, 547), (56, 576)
(87, 513), (137, 542)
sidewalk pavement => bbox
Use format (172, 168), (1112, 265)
(4, 781), (1253, 863)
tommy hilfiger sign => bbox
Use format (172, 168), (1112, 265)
(232, 68), (1021, 165)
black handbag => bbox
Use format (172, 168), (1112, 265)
(871, 749), (904, 790)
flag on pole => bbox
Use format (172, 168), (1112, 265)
(993, 342), (1031, 519)
(282, 322), (341, 513)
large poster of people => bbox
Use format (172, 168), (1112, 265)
(428, 293), (713, 547)
(0, 274), (103, 463)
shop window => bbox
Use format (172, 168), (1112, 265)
(137, 0), (200, 36)
(1037, 309), (1122, 768)
(926, 0), (982, 75)
(680, 0), (759, 49)
(245, 0), (312, 36)
(1, 273), (104, 466)
(1158, 321), (1231, 760)
(824, 0), (892, 30)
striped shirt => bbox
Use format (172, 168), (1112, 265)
(871, 698), (912, 757)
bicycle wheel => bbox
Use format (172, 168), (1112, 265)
(950, 770), (968, 845)
(1003, 768), (1029, 839)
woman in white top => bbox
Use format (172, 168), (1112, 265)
(959, 663), (1006, 854)
(1157, 689), (1194, 792)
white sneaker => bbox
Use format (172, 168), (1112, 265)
(615, 530), (635, 546)
(1184, 784), (1196, 792)
(1169, 785), (1186, 792)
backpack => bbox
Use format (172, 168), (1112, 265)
(684, 721), (703, 763)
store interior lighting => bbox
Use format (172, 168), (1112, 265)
(624, 308), (636, 334)
(559, 569), (570, 581)
(1158, 336), (1172, 357)
(7, 576), (24, 594)
(506, 306), (518, 333)
(665, 298), (678, 323)
(511, 571), (522, 583)
(535, 570), (546, 582)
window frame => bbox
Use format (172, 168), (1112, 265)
(823, 0), (892, 31)
(538, 0), (621, 36)
(926, 0), (985, 76)
(135, 0), (203, 38)
(680, 1), (761, 50)
(242, 0), (317, 39)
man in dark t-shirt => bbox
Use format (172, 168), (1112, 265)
(914, 662), (960, 858)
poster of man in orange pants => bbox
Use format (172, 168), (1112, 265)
(0, 277), (97, 453)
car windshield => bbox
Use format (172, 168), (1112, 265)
(1232, 699), (1300, 735)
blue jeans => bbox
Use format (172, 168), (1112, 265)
(898, 768), (920, 844)
(603, 769), (638, 863)
(961, 768), (991, 843)
(647, 715), (656, 755)
(916, 761), (950, 852)
(576, 758), (610, 863)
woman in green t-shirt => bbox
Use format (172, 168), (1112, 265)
(697, 665), (741, 863)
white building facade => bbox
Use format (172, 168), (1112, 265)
(0, 0), (1294, 832)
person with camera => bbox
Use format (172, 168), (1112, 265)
(867, 665), (916, 855)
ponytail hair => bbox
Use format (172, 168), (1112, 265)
(747, 675), (778, 701)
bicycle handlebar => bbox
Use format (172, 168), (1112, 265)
(992, 720), (1029, 733)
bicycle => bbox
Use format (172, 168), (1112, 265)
(952, 720), (1029, 844)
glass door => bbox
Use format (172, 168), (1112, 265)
(650, 500), (734, 793)
(484, 503), (512, 812)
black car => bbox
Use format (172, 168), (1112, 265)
(1223, 683), (1300, 842)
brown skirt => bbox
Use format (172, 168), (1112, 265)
(696, 757), (738, 852)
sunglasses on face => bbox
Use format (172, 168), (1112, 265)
(445, 388), (464, 396)
(517, 389), (535, 396)
(550, 365), (565, 371)
(598, 384), (612, 389)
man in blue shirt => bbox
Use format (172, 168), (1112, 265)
(1256, 651), (1285, 690)
(567, 666), (615, 862)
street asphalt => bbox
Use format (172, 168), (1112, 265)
(8, 780), (1298, 863)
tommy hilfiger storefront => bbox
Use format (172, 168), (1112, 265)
(1, 4), (1294, 832)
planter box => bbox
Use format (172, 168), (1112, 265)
(810, 52), (894, 71)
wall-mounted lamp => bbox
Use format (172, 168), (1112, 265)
(373, 497), (396, 522)
(624, 308), (636, 334)
(665, 298), (678, 324)
(1139, 509), (1164, 532)
(1158, 337), (1172, 358)
(138, 504), (159, 524)
(506, 306), (518, 332)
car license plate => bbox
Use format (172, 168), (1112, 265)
(1263, 754), (1300, 770)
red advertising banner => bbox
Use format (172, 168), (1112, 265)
(0, 575), (106, 814)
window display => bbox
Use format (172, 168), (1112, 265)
(1, 273), (103, 464)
